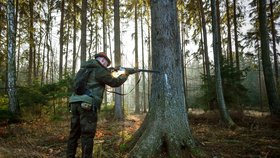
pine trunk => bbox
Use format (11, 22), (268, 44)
(134, 0), (140, 114)
(233, 0), (239, 76)
(80, 0), (87, 62)
(128, 0), (202, 157)
(114, 0), (124, 120)
(59, 0), (65, 80)
(269, 0), (278, 87)
(211, 0), (236, 128)
(259, 0), (280, 116)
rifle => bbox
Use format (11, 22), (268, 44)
(109, 66), (160, 75)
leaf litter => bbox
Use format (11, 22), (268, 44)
(0, 110), (279, 158)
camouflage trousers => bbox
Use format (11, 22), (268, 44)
(66, 102), (98, 158)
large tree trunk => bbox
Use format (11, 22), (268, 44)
(211, 0), (236, 128)
(259, 0), (280, 116)
(114, 0), (124, 120)
(7, 0), (20, 117)
(128, 0), (201, 157)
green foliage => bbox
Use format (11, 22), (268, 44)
(119, 143), (128, 152)
(0, 109), (10, 121)
(17, 85), (47, 107)
(196, 61), (250, 109)
(16, 76), (72, 119)
(40, 76), (73, 99)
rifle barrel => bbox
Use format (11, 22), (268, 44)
(138, 69), (160, 73)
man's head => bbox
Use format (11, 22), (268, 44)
(95, 52), (111, 67)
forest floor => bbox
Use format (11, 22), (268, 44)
(0, 109), (279, 158)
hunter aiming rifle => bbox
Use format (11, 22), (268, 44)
(108, 66), (160, 95)
(109, 66), (160, 77)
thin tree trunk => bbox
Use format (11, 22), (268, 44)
(233, 0), (239, 76)
(64, 23), (70, 75)
(226, 0), (233, 66)
(259, 0), (280, 116)
(72, 0), (77, 76)
(269, 0), (278, 87)
(80, 0), (87, 62)
(199, 0), (212, 109)
(211, 0), (236, 128)
(134, 0), (140, 114)
(146, 0), (151, 110)
(95, 1), (99, 55)
(15, 0), (19, 79)
(114, 0), (124, 120)
(59, 0), (65, 80)
(88, 2), (94, 58)
(102, 0), (108, 107)
(140, 2), (146, 113)
(28, 0), (35, 85)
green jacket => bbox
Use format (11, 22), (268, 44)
(69, 59), (128, 109)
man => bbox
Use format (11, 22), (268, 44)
(66, 52), (129, 158)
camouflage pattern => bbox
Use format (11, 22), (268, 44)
(67, 59), (128, 158)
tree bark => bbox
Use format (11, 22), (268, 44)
(134, 0), (140, 114)
(211, 0), (236, 128)
(140, 2), (147, 113)
(59, 0), (65, 80)
(28, 0), (35, 85)
(259, 0), (280, 116)
(269, 0), (278, 87)
(72, 0), (77, 76)
(128, 0), (202, 157)
(114, 0), (124, 120)
(233, 0), (239, 76)
(102, 0), (108, 107)
(199, 0), (212, 110)
(7, 0), (20, 117)
(80, 0), (87, 62)
(225, 0), (233, 66)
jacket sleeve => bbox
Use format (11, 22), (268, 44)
(95, 67), (128, 87)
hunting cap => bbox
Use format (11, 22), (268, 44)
(94, 52), (111, 66)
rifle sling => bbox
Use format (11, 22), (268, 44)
(105, 77), (141, 96)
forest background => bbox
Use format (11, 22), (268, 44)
(0, 0), (280, 157)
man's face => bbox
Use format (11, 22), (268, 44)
(96, 57), (109, 67)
